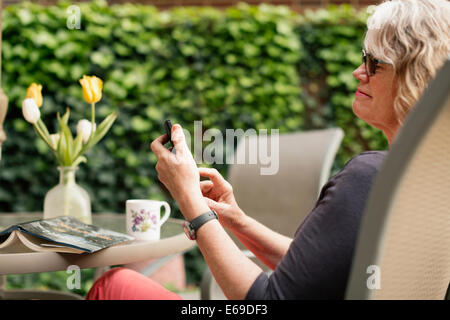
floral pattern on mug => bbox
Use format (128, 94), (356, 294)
(131, 209), (158, 233)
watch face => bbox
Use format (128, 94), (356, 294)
(183, 221), (196, 240)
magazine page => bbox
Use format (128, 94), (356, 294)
(16, 231), (86, 254)
(0, 231), (34, 253)
(17, 216), (134, 253)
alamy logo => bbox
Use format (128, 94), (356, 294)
(183, 121), (280, 175)
(366, 265), (381, 290)
(66, 5), (81, 30)
(66, 265), (81, 290)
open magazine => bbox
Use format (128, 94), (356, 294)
(0, 216), (134, 254)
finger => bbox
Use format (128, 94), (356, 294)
(198, 167), (225, 185)
(203, 197), (228, 219)
(171, 124), (189, 156)
(150, 134), (170, 157)
(200, 180), (214, 194)
(204, 197), (220, 211)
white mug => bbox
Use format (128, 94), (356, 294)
(126, 200), (171, 241)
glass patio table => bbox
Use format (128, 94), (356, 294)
(0, 212), (195, 275)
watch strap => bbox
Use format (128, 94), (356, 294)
(189, 210), (218, 231)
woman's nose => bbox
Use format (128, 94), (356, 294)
(353, 63), (368, 83)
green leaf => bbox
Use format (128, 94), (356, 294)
(74, 111), (118, 160)
(61, 108), (70, 125)
(36, 119), (55, 151)
(89, 112), (118, 147)
(72, 156), (87, 167)
(57, 111), (74, 165)
(57, 127), (68, 166)
(73, 134), (83, 158)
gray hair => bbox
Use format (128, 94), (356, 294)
(364, 0), (450, 124)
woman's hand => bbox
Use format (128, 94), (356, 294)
(150, 124), (209, 221)
(200, 168), (292, 271)
(152, 126), (262, 299)
(199, 167), (247, 231)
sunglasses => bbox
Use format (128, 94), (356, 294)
(362, 49), (389, 76)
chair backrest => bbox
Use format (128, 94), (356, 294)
(228, 128), (344, 238)
(346, 58), (450, 300)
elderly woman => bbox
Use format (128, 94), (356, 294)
(87, 0), (450, 300)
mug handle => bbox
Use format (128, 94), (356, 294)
(159, 201), (171, 226)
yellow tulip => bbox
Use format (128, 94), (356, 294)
(79, 75), (103, 104)
(26, 83), (43, 108)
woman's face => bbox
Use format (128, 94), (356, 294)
(352, 59), (400, 143)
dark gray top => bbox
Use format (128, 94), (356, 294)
(245, 151), (388, 300)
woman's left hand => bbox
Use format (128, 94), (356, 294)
(150, 124), (209, 221)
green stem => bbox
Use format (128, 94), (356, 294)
(63, 180), (70, 217)
(91, 102), (95, 140)
(33, 123), (55, 151)
(37, 118), (51, 141)
(84, 102), (96, 149)
(72, 149), (84, 164)
(59, 167), (76, 218)
(33, 124), (63, 165)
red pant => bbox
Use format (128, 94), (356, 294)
(86, 267), (183, 300)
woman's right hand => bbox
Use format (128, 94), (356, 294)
(198, 167), (246, 231)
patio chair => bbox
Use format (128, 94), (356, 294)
(346, 58), (450, 299)
(201, 127), (344, 299)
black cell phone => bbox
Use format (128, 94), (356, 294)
(164, 119), (174, 148)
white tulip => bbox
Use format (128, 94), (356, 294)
(77, 119), (96, 144)
(50, 133), (60, 149)
(22, 98), (40, 124)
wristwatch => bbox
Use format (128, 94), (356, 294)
(183, 210), (218, 240)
